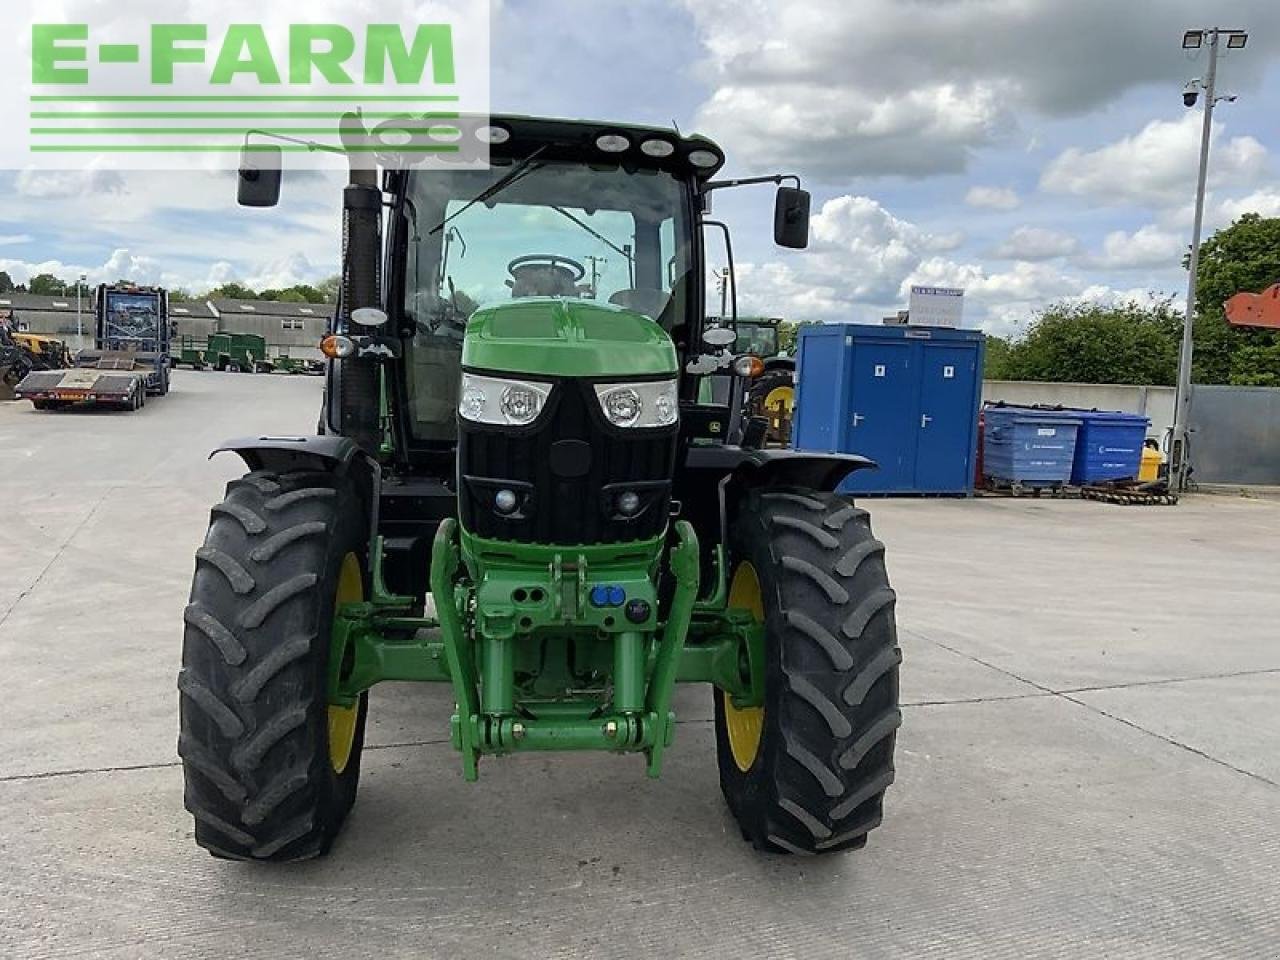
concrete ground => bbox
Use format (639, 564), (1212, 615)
(2, 371), (1279, 959)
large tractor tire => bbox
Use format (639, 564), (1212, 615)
(715, 489), (901, 855)
(745, 368), (795, 445)
(179, 468), (370, 861)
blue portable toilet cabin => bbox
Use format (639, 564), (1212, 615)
(792, 324), (985, 495)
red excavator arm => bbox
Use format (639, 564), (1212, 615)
(1224, 283), (1280, 330)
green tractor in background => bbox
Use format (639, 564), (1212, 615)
(736, 317), (796, 445)
(179, 114), (900, 862)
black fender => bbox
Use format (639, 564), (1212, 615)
(210, 435), (382, 528)
(680, 446), (876, 555)
(684, 445), (875, 493)
(761, 356), (795, 374)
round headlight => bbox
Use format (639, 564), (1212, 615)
(653, 391), (677, 425)
(500, 384), (543, 424)
(459, 386), (487, 421)
(596, 134), (631, 153)
(601, 387), (642, 426)
(640, 139), (675, 158)
(687, 148), (720, 169)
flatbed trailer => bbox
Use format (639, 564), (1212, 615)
(16, 284), (170, 412)
(15, 363), (150, 411)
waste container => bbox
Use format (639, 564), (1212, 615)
(1067, 410), (1151, 485)
(982, 407), (1081, 492)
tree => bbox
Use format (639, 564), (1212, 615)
(168, 288), (196, 302)
(205, 281), (258, 301)
(983, 334), (1014, 379)
(777, 320), (815, 355)
(998, 299), (1181, 386)
(0, 271), (14, 294)
(1190, 213), (1280, 386)
(28, 273), (67, 296)
(317, 274), (341, 303)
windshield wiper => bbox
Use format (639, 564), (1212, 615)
(427, 145), (549, 236)
(549, 206), (635, 265)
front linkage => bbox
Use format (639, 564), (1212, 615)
(329, 523), (763, 781)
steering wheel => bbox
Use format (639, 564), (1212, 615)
(507, 254), (587, 282)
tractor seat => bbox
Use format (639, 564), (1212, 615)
(608, 288), (670, 322)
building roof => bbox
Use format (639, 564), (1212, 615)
(0, 293), (333, 322)
(0, 292), (86, 313)
(209, 299), (335, 320)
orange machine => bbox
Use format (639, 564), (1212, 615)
(1224, 283), (1280, 330)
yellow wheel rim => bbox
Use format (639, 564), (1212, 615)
(723, 561), (765, 772)
(328, 553), (363, 774)
(764, 385), (794, 414)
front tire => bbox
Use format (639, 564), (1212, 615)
(715, 489), (901, 855)
(179, 469), (370, 861)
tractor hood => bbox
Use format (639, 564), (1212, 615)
(462, 298), (677, 379)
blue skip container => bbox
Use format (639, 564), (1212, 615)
(1067, 410), (1151, 485)
(983, 408), (1081, 490)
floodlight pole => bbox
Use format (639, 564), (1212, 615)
(1170, 29), (1223, 492)
(76, 273), (86, 348)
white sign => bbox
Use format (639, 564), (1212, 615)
(908, 285), (965, 328)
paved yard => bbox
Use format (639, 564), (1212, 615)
(2, 371), (1278, 958)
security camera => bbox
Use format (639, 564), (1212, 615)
(1183, 80), (1200, 108)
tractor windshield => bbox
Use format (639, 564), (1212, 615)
(401, 161), (692, 442)
(735, 322), (779, 357)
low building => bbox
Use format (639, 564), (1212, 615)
(0, 292), (333, 360)
(210, 299), (333, 361)
(0, 292), (99, 351)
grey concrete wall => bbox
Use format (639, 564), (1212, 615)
(983, 380), (1176, 439)
(1188, 385), (1280, 485)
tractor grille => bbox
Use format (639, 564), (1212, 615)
(459, 378), (677, 545)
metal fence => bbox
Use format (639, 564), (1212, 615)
(1188, 385), (1280, 485)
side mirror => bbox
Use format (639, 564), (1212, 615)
(774, 186), (811, 249)
(237, 144), (282, 208)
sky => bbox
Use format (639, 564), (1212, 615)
(3, 0), (1280, 337)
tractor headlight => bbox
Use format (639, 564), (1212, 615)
(594, 380), (679, 429)
(459, 373), (551, 426)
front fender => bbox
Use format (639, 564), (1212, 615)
(684, 445), (876, 493)
(210, 434), (365, 475)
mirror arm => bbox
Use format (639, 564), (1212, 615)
(701, 173), (801, 195)
(241, 129), (347, 157)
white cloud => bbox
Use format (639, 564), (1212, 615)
(804, 194), (964, 301)
(15, 169), (127, 199)
(1217, 188), (1280, 222)
(695, 80), (1006, 178)
(681, 0), (1280, 178)
(0, 248), (183, 289)
(1040, 113), (1268, 207)
(993, 226), (1079, 260)
(1083, 225), (1185, 270)
(965, 186), (1020, 211)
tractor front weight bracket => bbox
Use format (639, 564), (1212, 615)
(331, 521), (778, 782)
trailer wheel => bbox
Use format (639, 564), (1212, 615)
(179, 469), (370, 861)
(715, 489), (901, 855)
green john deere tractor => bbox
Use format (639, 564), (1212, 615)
(179, 114), (900, 862)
